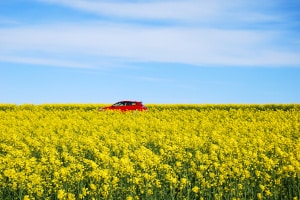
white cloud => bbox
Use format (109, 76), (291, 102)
(37, 0), (281, 25)
(1, 0), (299, 69)
(0, 55), (95, 69)
(38, 0), (221, 21)
(1, 22), (299, 68)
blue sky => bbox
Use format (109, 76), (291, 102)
(1, 0), (300, 104)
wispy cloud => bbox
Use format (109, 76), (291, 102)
(0, 55), (96, 69)
(0, 0), (299, 69)
(1, 22), (299, 68)
(37, 0), (285, 27)
(37, 0), (221, 22)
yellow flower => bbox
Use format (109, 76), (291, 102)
(126, 196), (133, 200)
(237, 184), (243, 190)
(175, 161), (182, 167)
(255, 170), (261, 177)
(90, 183), (97, 191)
(209, 172), (215, 178)
(1, 104), (300, 199)
(147, 189), (153, 195)
(257, 193), (262, 200)
(111, 176), (119, 187)
(57, 189), (66, 200)
(259, 184), (265, 192)
(155, 179), (161, 188)
(81, 188), (88, 197)
(23, 195), (30, 200)
(67, 193), (76, 200)
(180, 177), (188, 185)
(265, 189), (272, 197)
(192, 186), (199, 193)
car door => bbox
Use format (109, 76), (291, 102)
(131, 102), (140, 110)
(124, 102), (137, 111)
(124, 102), (134, 111)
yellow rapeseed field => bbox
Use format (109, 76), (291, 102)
(0, 104), (299, 200)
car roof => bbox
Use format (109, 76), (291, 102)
(118, 100), (141, 103)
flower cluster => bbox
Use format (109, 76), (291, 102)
(0, 104), (299, 199)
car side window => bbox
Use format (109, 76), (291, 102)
(113, 101), (140, 107)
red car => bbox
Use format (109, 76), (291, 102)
(98, 101), (148, 112)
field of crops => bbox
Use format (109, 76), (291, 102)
(0, 104), (299, 200)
